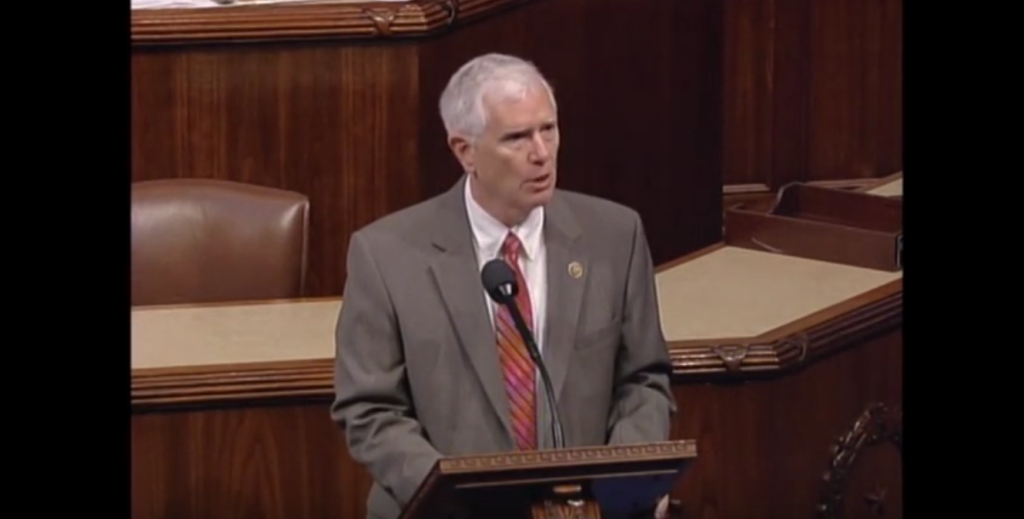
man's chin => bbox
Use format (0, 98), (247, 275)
(524, 188), (554, 208)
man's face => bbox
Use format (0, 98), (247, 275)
(452, 82), (559, 221)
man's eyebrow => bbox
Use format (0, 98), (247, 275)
(500, 121), (557, 140)
(500, 128), (533, 140)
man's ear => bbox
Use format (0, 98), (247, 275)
(448, 135), (475, 172)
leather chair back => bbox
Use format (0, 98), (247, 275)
(131, 178), (310, 306)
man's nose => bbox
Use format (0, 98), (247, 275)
(529, 134), (551, 162)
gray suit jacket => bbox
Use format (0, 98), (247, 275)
(331, 176), (676, 519)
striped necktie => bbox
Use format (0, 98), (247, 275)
(495, 232), (537, 451)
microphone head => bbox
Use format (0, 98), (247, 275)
(481, 259), (518, 303)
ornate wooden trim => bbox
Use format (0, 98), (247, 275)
(131, 280), (901, 409)
(667, 280), (902, 380)
(817, 402), (902, 518)
(131, 0), (538, 45)
(131, 358), (334, 410)
(438, 441), (696, 472)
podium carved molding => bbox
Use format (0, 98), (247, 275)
(439, 441), (697, 473)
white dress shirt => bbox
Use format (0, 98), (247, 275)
(464, 175), (547, 352)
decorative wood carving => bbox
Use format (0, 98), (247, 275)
(440, 0), (459, 26)
(712, 344), (748, 370)
(816, 402), (902, 519)
(362, 6), (401, 36)
(438, 441), (696, 472)
(131, 0), (534, 44)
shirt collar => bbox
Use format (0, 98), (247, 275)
(464, 175), (544, 261)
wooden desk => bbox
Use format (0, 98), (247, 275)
(132, 176), (902, 519)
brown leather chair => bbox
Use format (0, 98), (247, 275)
(131, 178), (310, 306)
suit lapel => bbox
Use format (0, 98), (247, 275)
(428, 178), (515, 446)
(542, 193), (585, 401)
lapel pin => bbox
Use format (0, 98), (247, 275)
(568, 261), (583, 279)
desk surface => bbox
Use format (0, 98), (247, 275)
(132, 248), (901, 369)
(132, 176), (903, 370)
(867, 176), (902, 197)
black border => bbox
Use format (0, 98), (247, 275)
(901, 5), (1000, 508)
(16, 1), (127, 514)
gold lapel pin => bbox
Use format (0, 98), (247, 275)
(568, 261), (583, 278)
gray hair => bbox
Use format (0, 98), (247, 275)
(439, 53), (557, 141)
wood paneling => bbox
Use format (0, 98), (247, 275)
(131, 0), (723, 297)
(671, 329), (901, 519)
(131, 333), (901, 519)
(132, 404), (369, 519)
(721, 0), (903, 191)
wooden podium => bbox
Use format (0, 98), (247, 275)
(398, 440), (696, 519)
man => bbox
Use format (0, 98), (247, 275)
(331, 53), (676, 519)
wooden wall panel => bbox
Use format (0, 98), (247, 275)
(132, 404), (370, 519)
(721, 0), (903, 194)
(131, 43), (423, 295)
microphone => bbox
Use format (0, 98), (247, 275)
(481, 258), (566, 449)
